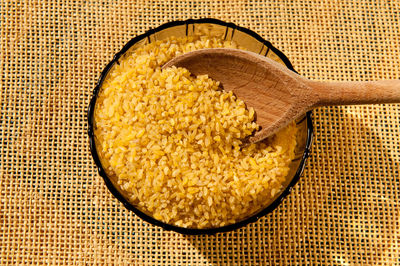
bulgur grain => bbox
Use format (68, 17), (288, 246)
(94, 35), (297, 229)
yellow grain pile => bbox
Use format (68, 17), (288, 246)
(94, 35), (297, 229)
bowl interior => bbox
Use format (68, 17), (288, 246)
(91, 19), (312, 234)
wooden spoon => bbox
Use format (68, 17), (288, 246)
(163, 48), (400, 143)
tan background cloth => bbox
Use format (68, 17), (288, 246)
(1, 1), (399, 264)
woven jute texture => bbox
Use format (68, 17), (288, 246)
(1, 1), (399, 265)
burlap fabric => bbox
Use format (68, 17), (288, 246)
(1, 1), (399, 264)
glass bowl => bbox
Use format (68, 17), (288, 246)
(87, 18), (313, 235)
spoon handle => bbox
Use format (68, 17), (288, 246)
(308, 79), (400, 107)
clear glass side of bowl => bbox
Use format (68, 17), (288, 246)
(97, 22), (309, 226)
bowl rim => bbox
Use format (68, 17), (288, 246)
(87, 18), (313, 235)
